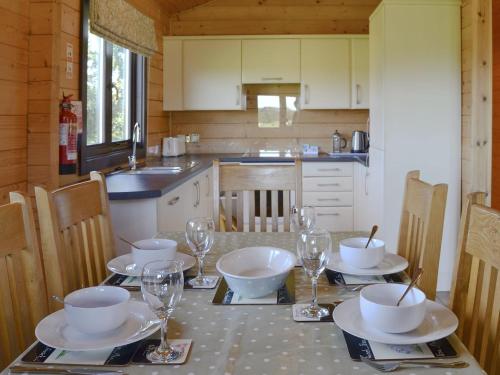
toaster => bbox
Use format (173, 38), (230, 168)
(162, 136), (186, 157)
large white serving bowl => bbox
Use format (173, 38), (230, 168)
(360, 283), (426, 333)
(216, 247), (296, 299)
(64, 286), (130, 335)
(132, 239), (177, 269)
(339, 237), (385, 269)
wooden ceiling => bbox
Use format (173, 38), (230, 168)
(158, 0), (213, 14)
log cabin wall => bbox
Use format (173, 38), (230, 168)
(0, 2), (29, 204)
(167, 1), (375, 154)
(493, 0), (500, 209)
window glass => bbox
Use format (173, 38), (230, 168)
(111, 45), (131, 142)
(257, 94), (298, 128)
(86, 32), (105, 145)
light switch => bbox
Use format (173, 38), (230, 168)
(66, 43), (73, 61)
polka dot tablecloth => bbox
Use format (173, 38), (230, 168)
(7, 232), (485, 375)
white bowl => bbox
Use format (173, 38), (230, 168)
(216, 247), (296, 299)
(339, 237), (385, 269)
(64, 286), (130, 335)
(132, 239), (177, 269)
(360, 283), (427, 333)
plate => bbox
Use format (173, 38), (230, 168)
(35, 301), (160, 351)
(333, 297), (458, 344)
(107, 252), (196, 276)
(327, 252), (408, 276)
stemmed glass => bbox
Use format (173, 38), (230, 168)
(297, 228), (332, 318)
(185, 217), (215, 287)
(291, 206), (316, 232)
(141, 260), (184, 363)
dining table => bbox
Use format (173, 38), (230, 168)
(2, 231), (485, 375)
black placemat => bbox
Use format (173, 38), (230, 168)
(326, 269), (405, 285)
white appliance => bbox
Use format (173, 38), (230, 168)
(162, 135), (186, 157)
(368, 0), (461, 291)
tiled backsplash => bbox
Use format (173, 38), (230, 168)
(171, 84), (369, 154)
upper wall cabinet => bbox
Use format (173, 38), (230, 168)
(351, 38), (369, 109)
(242, 39), (300, 84)
(300, 39), (351, 109)
(183, 40), (243, 111)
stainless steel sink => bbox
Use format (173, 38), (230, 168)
(120, 160), (199, 175)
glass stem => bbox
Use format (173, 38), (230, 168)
(197, 256), (205, 279)
(311, 277), (318, 308)
(158, 317), (170, 354)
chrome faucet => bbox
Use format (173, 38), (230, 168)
(128, 122), (140, 170)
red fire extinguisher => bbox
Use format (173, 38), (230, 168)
(59, 94), (78, 174)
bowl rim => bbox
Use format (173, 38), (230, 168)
(340, 237), (385, 249)
(360, 283), (426, 308)
(65, 286), (130, 309)
(216, 246), (296, 280)
(132, 238), (177, 250)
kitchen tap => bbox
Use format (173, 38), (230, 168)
(128, 122), (140, 170)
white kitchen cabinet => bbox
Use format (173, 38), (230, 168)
(163, 39), (183, 111)
(242, 39), (300, 84)
(183, 40), (243, 110)
(351, 38), (369, 109)
(353, 156), (382, 232)
(300, 39), (351, 109)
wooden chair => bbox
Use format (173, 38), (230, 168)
(397, 170), (448, 301)
(449, 192), (500, 374)
(35, 172), (115, 312)
(213, 160), (302, 232)
(0, 193), (48, 369)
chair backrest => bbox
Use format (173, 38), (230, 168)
(35, 172), (115, 312)
(213, 160), (302, 232)
(449, 192), (500, 374)
(397, 170), (448, 300)
(0, 193), (48, 369)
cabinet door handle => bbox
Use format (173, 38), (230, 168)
(168, 196), (180, 206)
(196, 181), (200, 206)
(205, 174), (210, 197)
(236, 85), (241, 106)
(193, 181), (200, 207)
(356, 84), (361, 105)
(317, 198), (340, 202)
(317, 213), (340, 217)
(317, 168), (341, 172)
(262, 77), (283, 81)
(304, 84), (310, 105)
(317, 183), (340, 187)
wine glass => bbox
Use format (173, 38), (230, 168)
(291, 206), (316, 232)
(141, 260), (184, 363)
(185, 217), (215, 287)
(297, 228), (332, 318)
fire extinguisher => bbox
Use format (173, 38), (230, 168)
(59, 93), (78, 174)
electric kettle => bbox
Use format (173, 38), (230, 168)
(351, 131), (369, 153)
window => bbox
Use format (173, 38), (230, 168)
(80, 0), (147, 174)
(257, 94), (298, 128)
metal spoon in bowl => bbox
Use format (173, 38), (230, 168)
(119, 236), (144, 249)
(396, 268), (424, 306)
(52, 295), (75, 307)
(365, 225), (379, 248)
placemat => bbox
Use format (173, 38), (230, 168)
(131, 339), (192, 365)
(326, 269), (405, 286)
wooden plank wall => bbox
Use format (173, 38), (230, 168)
(0, 1), (29, 204)
(493, 0), (500, 209)
(168, 0), (376, 153)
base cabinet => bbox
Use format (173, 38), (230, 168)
(110, 168), (213, 255)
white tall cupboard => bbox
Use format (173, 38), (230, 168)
(368, 0), (461, 291)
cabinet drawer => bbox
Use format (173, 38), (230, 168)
(302, 162), (353, 177)
(302, 177), (353, 192)
(303, 192), (353, 207)
(314, 207), (353, 232)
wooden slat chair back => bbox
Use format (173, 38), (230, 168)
(35, 172), (115, 312)
(397, 170), (448, 301)
(0, 193), (48, 369)
(213, 160), (302, 232)
(449, 192), (500, 374)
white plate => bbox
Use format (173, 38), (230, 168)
(35, 301), (160, 351)
(333, 297), (458, 344)
(327, 252), (408, 276)
(107, 252), (196, 276)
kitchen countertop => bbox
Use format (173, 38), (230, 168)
(106, 152), (368, 201)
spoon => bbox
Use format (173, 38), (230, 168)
(52, 295), (75, 307)
(396, 268), (424, 306)
(119, 236), (143, 249)
(365, 225), (379, 248)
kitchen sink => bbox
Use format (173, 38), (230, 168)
(120, 160), (199, 175)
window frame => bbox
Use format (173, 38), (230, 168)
(79, 0), (147, 175)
